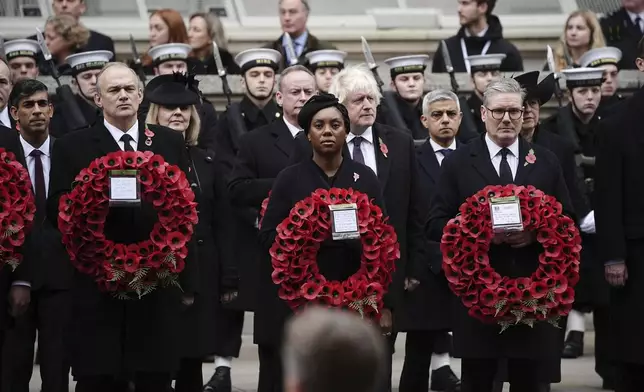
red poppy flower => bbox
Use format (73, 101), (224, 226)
(479, 288), (498, 307)
(552, 275), (569, 294)
(507, 288), (521, 303)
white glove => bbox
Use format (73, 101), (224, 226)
(579, 210), (595, 234)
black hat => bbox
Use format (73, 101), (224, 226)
(297, 92), (350, 134)
(145, 73), (199, 107)
(513, 71), (554, 106)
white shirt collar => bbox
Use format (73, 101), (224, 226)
(347, 127), (374, 144)
(0, 106), (10, 128)
(485, 133), (519, 160)
(104, 119), (139, 144)
(429, 138), (456, 153)
(627, 10), (644, 23)
(465, 25), (489, 37)
(19, 134), (51, 158)
(283, 118), (302, 138)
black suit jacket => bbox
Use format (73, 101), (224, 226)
(0, 130), (74, 291)
(46, 120), (198, 375)
(226, 119), (299, 311)
(264, 32), (336, 71)
(427, 135), (573, 358)
(601, 8), (642, 70)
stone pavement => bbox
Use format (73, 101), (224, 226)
(28, 332), (603, 392)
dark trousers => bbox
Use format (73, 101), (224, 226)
(75, 372), (171, 392)
(375, 330), (396, 392)
(1, 289), (71, 392)
(615, 362), (644, 392)
(175, 357), (203, 392)
(257, 345), (283, 392)
(462, 358), (540, 392)
(399, 331), (436, 392)
(594, 306), (616, 381)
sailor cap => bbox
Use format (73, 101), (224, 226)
(235, 48), (282, 73)
(148, 43), (192, 65)
(561, 67), (605, 88)
(65, 50), (113, 76)
(578, 47), (622, 68)
(384, 54), (429, 77)
(466, 54), (506, 74)
(4, 39), (40, 60)
(305, 50), (347, 71)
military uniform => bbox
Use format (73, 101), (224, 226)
(465, 54), (506, 135)
(600, 7), (643, 70)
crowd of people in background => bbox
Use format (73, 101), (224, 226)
(1, 0), (644, 392)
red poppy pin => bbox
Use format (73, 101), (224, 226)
(144, 127), (155, 147)
(524, 149), (536, 166)
(379, 138), (388, 158)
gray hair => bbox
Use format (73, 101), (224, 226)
(283, 307), (385, 392)
(278, 64), (314, 92)
(422, 89), (461, 114)
(279, 0), (310, 12)
(482, 78), (526, 106)
(328, 64), (382, 106)
(95, 62), (140, 95)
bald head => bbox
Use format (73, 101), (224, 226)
(283, 307), (385, 392)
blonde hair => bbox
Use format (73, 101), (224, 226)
(554, 10), (606, 71)
(46, 14), (90, 51)
(146, 103), (201, 147)
(189, 12), (228, 51)
(328, 64), (382, 106)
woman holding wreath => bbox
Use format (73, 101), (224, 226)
(144, 73), (240, 392)
(258, 93), (393, 390)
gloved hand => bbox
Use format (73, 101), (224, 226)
(579, 210), (595, 234)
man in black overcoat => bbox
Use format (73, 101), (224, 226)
(227, 64), (317, 392)
(0, 80), (74, 392)
(595, 82), (644, 391)
(397, 89), (464, 392)
(427, 77), (573, 392)
(47, 63), (198, 392)
(328, 65), (426, 392)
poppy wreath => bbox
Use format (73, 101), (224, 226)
(58, 151), (198, 299)
(261, 188), (399, 319)
(441, 184), (581, 332)
(0, 148), (36, 271)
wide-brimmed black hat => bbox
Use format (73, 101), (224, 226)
(145, 72), (199, 107)
(513, 71), (554, 106)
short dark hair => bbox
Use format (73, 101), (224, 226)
(477, 0), (496, 15)
(9, 79), (49, 109)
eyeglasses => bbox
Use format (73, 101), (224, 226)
(485, 106), (524, 120)
(429, 110), (460, 120)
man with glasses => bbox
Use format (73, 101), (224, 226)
(542, 67), (615, 389)
(428, 77), (573, 392)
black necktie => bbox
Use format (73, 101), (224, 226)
(120, 134), (135, 152)
(636, 16), (643, 34)
(30, 149), (46, 218)
(352, 136), (366, 165)
(499, 148), (514, 184)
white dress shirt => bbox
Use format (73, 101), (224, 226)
(429, 138), (457, 166)
(20, 135), (51, 197)
(485, 134), (519, 180)
(347, 127), (378, 175)
(0, 106), (10, 129)
(283, 118), (302, 138)
(105, 119), (139, 151)
(627, 10), (644, 31)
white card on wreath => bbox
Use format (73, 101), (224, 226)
(490, 196), (524, 233)
(330, 203), (360, 240)
(110, 177), (137, 200)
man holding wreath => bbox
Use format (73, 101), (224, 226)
(47, 62), (198, 392)
(427, 77), (574, 392)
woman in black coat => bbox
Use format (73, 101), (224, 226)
(256, 94), (389, 390)
(145, 75), (239, 392)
